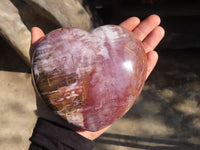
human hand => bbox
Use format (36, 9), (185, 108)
(120, 14), (164, 79)
(30, 14), (164, 140)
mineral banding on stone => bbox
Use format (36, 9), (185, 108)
(32, 25), (147, 131)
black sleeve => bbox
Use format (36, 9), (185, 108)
(29, 118), (95, 150)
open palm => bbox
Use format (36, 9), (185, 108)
(30, 14), (165, 140)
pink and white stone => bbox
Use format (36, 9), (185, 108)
(32, 25), (147, 131)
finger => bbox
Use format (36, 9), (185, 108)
(146, 50), (158, 79)
(31, 27), (45, 45)
(132, 14), (161, 41)
(119, 17), (140, 31)
(143, 26), (165, 53)
(30, 27), (45, 59)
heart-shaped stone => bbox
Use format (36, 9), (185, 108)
(32, 25), (147, 131)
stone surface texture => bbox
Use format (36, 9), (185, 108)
(0, 0), (31, 65)
(32, 26), (147, 131)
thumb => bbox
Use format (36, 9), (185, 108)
(31, 27), (45, 44)
(30, 27), (45, 59)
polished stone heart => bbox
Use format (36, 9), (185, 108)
(32, 25), (147, 131)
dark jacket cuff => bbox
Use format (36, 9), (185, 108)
(29, 118), (95, 150)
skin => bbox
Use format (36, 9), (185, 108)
(30, 14), (165, 140)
